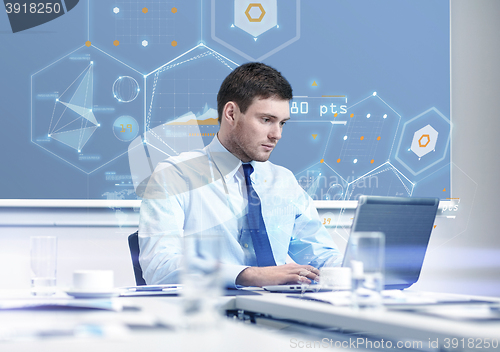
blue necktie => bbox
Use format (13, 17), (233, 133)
(243, 164), (276, 267)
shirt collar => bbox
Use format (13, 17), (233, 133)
(207, 135), (242, 181)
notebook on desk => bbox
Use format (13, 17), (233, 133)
(346, 195), (439, 290)
(264, 196), (439, 293)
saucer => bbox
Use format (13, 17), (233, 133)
(65, 289), (120, 299)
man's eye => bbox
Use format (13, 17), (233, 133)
(280, 121), (286, 126)
(263, 118), (270, 123)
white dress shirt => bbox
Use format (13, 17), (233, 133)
(138, 135), (341, 287)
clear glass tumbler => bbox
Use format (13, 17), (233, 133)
(30, 236), (57, 296)
(181, 233), (223, 329)
(348, 232), (385, 309)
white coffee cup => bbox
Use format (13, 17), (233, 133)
(72, 270), (114, 291)
(320, 267), (352, 290)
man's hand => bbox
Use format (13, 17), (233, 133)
(235, 263), (320, 287)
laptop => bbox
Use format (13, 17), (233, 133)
(264, 196), (439, 292)
(346, 195), (439, 290)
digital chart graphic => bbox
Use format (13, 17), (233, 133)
(5, 0), (451, 200)
(31, 45), (144, 175)
(48, 63), (99, 152)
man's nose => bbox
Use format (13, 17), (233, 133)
(269, 124), (282, 141)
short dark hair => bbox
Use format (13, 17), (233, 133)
(217, 62), (293, 124)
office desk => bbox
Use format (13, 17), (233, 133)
(233, 293), (500, 351)
(0, 292), (298, 352)
(1, 289), (499, 351)
(2, 321), (297, 352)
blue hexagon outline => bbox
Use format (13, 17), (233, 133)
(394, 107), (451, 176)
(31, 44), (144, 175)
(211, 0), (300, 62)
(321, 93), (403, 182)
(143, 43), (240, 153)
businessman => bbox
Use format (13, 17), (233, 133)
(139, 62), (341, 287)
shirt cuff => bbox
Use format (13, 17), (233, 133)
(221, 264), (249, 288)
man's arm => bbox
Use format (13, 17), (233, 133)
(139, 159), (256, 287)
(288, 187), (342, 268)
(234, 184), (341, 287)
(138, 168), (186, 285)
(235, 263), (320, 287)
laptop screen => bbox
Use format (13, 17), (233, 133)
(344, 196), (439, 290)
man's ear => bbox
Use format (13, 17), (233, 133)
(222, 101), (239, 126)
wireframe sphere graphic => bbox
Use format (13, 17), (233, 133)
(112, 76), (140, 103)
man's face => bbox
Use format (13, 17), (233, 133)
(230, 97), (290, 162)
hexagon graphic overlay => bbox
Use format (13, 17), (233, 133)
(245, 4), (266, 22)
(235, 1), (276, 37)
(212, 0), (300, 61)
(32, 45), (144, 174)
(395, 107), (451, 177)
(419, 134), (430, 148)
(411, 124), (438, 158)
(144, 44), (239, 157)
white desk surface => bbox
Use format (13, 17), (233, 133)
(234, 292), (500, 351)
(2, 322), (299, 352)
(0, 289), (499, 351)
(0, 292), (297, 352)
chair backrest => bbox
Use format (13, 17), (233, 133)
(128, 231), (147, 286)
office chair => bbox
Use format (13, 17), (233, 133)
(128, 231), (147, 286)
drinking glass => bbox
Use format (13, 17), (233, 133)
(181, 233), (223, 329)
(348, 232), (384, 309)
(30, 236), (57, 296)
